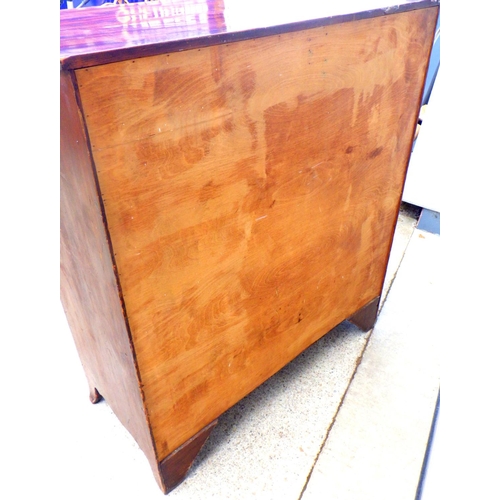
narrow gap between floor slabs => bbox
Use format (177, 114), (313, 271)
(380, 202), (421, 311)
(297, 203), (420, 499)
(296, 341), (367, 500)
(415, 389), (440, 500)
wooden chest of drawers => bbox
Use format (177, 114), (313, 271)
(60, 0), (438, 493)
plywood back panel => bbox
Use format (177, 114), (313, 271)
(76, 7), (437, 459)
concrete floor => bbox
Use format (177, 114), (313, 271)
(45, 202), (439, 499)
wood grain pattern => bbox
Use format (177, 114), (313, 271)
(60, 0), (438, 70)
(60, 71), (162, 488)
(74, 6), (438, 463)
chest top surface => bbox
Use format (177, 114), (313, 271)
(60, 0), (438, 69)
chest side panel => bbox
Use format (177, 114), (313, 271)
(76, 7), (437, 459)
(60, 71), (160, 484)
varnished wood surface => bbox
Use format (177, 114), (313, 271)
(60, 0), (439, 69)
(60, 71), (162, 489)
(75, 6), (438, 461)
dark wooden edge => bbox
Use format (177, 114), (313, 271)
(60, 69), (162, 487)
(69, 67), (164, 479)
(348, 296), (381, 332)
(158, 419), (218, 493)
(375, 4), (439, 307)
(61, 1), (439, 70)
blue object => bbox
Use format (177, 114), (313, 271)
(422, 13), (440, 105)
(61, 0), (149, 8)
(417, 208), (440, 235)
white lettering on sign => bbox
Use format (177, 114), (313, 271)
(116, 0), (209, 30)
